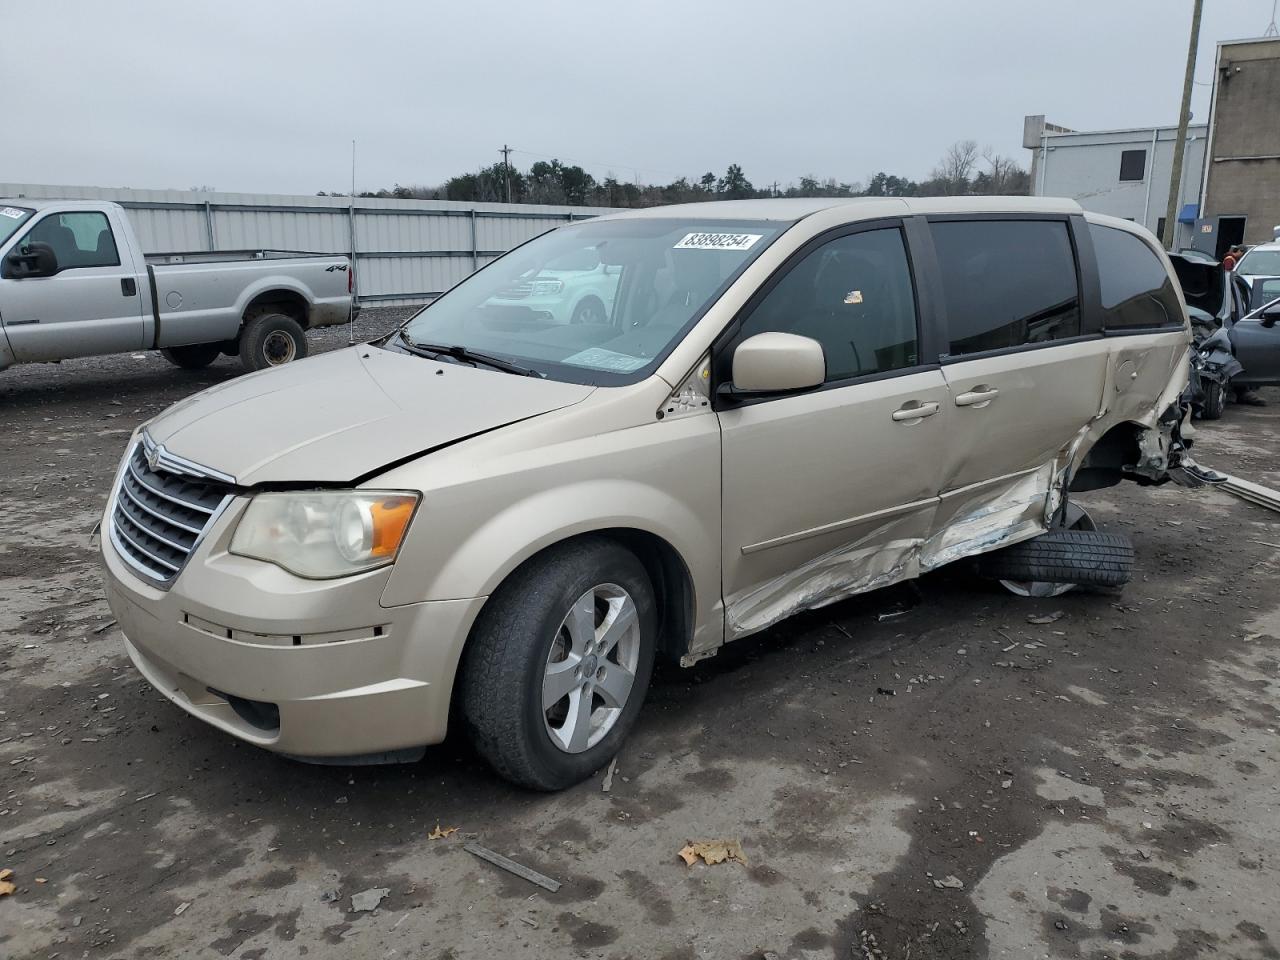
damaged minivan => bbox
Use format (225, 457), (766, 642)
(100, 197), (1201, 789)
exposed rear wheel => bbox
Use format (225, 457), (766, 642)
(239, 310), (308, 372)
(978, 508), (1133, 596)
(461, 537), (656, 791)
(160, 342), (221, 370)
(1200, 379), (1226, 420)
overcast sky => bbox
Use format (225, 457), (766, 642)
(7, 0), (1277, 196)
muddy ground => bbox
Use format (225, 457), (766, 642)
(2, 310), (1278, 960)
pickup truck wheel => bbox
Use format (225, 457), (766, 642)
(160, 343), (221, 370)
(461, 537), (656, 791)
(239, 311), (308, 372)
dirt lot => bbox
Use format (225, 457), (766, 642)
(2, 311), (1279, 960)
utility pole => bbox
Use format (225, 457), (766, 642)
(500, 144), (512, 203)
(1163, 0), (1203, 249)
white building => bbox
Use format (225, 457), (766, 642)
(1023, 115), (1207, 249)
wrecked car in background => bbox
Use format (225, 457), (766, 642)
(100, 197), (1200, 790)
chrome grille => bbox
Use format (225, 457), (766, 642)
(110, 441), (233, 584)
(494, 281), (532, 299)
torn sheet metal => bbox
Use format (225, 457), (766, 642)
(921, 462), (1057, 572)
(1219, 474), (1280, 513)
(725, 510), (924, 639)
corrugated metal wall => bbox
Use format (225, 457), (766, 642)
(0, 183), (620, 306)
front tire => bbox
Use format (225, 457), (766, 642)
(1201, 379), (1226, 420)
(160, 342), (221, 370)
(239, 310), (308, 372)
(461, 537), (656, 790)
(570, 296), (607, 325)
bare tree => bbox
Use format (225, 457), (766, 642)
(929, 140), (979, 195)
(979, 147), (1023, 195)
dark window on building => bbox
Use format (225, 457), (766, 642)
(1089, 222), (1183, 330)
(737, 227), (918, 381)
(930, 219), (1081, 357)
(1119, 149), (1147, 182)
(1156, 217), (1167, 241)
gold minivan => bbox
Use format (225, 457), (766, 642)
(100, 197), (1195, 789)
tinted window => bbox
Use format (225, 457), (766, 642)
(1089, 223), (1183, 329)
(737, 227), (918, 381)
(22, 212), (120, 269)
(931, 220), (1080, 357)
(1119, 149), (1146, 182)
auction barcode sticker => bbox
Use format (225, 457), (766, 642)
(674, 232), (762, 251)
(0, 207), (26, 219)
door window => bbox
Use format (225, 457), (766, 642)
(931, 219), (1081, 357)
(1089, 222), (1183, 329)
(21, 212), (120, 270)
(736, 227), (919, 381)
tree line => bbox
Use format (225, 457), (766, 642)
(318, 140), (1029, 207)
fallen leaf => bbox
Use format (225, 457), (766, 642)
(677, 839), (748, 867)
(427, 823), (459, 840)
(0, 880), (13, 897)
(0, 869), (12, 881)
(1027, 611), (1065, 625)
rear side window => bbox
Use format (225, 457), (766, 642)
(1089, 223), (1183, 330)
(22, 211), (120, 270)
(931, 219), (1081, 357)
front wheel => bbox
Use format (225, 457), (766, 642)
(570, 296), (607, 325)
(1201, 379), (1226, 420)
(160, 342), (222, 370)
(461, 538), (656, 790)
(239, 311), (308, 372)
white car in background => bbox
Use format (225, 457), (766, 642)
(1236, 241), (1280, 286)
(486, 247), (621, 325)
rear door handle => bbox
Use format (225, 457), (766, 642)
(955, 387), (999, 407)
(891, 400), (940, 422)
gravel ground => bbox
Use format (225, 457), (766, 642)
(2, 315), (1279, 959)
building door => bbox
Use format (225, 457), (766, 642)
(1215, 216), (1247, 260)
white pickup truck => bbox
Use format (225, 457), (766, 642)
(0, 199), (355, 374)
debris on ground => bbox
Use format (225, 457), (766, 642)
(0, 868), (14, 896)
(677, 839), (748, 867)
(877, 609), (909, 621)
(319, 888), (342, 903)
(1027, 611), (1065, 625)
(857, 929), (882, 960)
(932, 874), (965, 890)
(427, 823), (459, 840)
(876, 687), (896, 697)
(602, 756), (618, 793)
(173, 901), (190, 916)
(91, 619), (117, 635)
(464, 843), (561, 892)
(350, 887), (390, 912)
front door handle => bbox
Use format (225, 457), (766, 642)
(121, 277), (137, 297)
(892, 400), (940, 422)
(955, 386), (999, 407)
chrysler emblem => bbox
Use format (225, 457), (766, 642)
(146, 444), (161, 471)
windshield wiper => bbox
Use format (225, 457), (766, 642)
(397, 330), (544, 377)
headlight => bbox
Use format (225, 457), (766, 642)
(530, 279), (563, 296)
(230, 490), (420, 579)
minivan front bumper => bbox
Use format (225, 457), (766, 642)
(100, 526), (485, 760)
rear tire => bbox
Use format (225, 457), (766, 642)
(977, 528), (1134, 591)
(239, 310), (308, 372)
(1201, 379), (1226, 420)
(160, 342), (221, 370)
(461, 537), (657, 791)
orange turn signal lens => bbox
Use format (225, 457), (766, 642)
(370, 495), (417, 558)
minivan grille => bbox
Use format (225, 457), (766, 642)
(110, 442), (232, 584)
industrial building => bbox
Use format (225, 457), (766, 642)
(1026, 33), (1280, 256)
(1023, 116), (1207, 249)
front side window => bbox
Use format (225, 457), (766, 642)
(931, 219), (1081, 357)
(21, 211), (120, 269)
(399, 218), (786, 385)
(1090, 222), (1184, 330)
(736, 227), (919, 381)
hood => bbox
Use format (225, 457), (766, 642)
(146, 346), (595, 485)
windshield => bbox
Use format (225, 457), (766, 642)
(0, 206), (34, 247)
(396, 217), (787, 385)
(1238, 248), (1280, 276)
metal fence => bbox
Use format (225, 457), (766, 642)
(0, 183), (621, 306)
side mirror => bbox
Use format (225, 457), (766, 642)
(730, 332), (825, 394)
(3, 241), (58, 279)
(1263, 305), (1280, 328)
